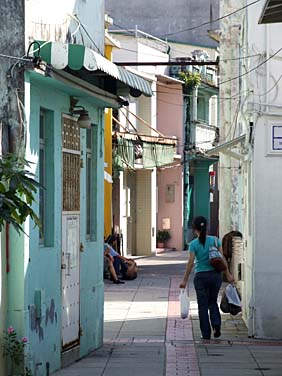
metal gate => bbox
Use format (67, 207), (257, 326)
(61, 115), (80, 350)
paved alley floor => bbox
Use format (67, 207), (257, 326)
(55, 251), (282, 376)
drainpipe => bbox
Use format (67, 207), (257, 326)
(6, 223), (10, 273)
(191, 86), (198, 145)
(183, 86), (198, 249)
(183, 90), (191, 250)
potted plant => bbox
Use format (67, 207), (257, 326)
(156, 230), (171, 248)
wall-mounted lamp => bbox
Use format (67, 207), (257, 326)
(70, 97), (92, 129)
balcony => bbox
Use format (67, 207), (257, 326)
(194, 121), (219, 152)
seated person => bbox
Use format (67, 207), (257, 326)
(123, 259), (138, 280)
(103, 253), (124, 284)
(104, 238), (138, 280)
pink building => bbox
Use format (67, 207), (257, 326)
(156, 75), (184, 251)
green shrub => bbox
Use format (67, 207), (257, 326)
(156, 230), (171, 242)
(0, 154), (41, 233)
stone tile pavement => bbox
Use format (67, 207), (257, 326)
(55, 251), (282, 376)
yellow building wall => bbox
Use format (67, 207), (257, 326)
(104, 44), (113, 239)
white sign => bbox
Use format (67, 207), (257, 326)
(272, 126), (282, 151)
(162, 217), (171, 230)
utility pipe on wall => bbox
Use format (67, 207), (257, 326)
(183, 92), (191, 250)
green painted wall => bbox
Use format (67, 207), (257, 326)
(7, 74), (105, 375)
(193, 160), (211, 221)
(197, 95), (208, 124)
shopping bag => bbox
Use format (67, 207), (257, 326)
(225, 284), (241, 307)
(220, 291), (230, 313)
(179, 288), (190, 319)
(220, 284), (242, 316)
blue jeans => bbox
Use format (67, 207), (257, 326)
(113, 257), (128, 276)
(194, 271), (222, 339)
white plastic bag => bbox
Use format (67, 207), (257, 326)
(225, 284), (241, 307)
(179, 288), (190, 319)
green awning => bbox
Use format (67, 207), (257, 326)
(36, 41), (153, 97)
(113, 136), (176, 170)
(259, 0), (282, 24)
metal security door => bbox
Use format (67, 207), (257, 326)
(61, 115), (80, 350)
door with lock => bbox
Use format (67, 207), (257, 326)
(61, 115), (81, 350)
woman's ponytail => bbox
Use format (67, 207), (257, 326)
(192, 216), (207, 246)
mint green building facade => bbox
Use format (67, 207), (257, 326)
(6, 70), (109, 375)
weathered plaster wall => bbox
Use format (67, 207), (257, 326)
(219, 0), (244, 238)
(0, 2), (25, 373)
(0, 0), (25, 153)
(219, 0), (249, 330)
(26, 0), (105, 52)
(105, 0), (219, 48)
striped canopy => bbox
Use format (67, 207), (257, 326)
(37, 41), (153, 97)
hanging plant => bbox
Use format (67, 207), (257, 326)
(179, 71), (201, 90)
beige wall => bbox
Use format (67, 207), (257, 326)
(136, 170), (153, 256)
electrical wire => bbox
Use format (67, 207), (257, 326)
(219, 46), (282, 85)
(161, 0), (261, 37)
(221, 53), (262, 62)
(111, 25), (262, 62)
(0, 53), (31, 62)
(114, 131), (220, 149)
(254, 72), (282, 97)
(115, 35), (260, 61)
(112, 22), (212, 40)
(168, 45), (262, 62)
(67, 13), (86, 47)
(154, 88), (251, 101)
(111, 22), (136, 35)
(71, 14), (104, 55)
(156, 89), (251, 111)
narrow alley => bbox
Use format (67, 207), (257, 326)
(55, 251), (282, 376)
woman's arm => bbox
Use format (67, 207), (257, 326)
(218, 245), (234, 283)
(179, 252), (195, 288)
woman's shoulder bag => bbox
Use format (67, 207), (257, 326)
(208, 236), (226, 272)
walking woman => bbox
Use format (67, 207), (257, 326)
(180, 216), (234, 340)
